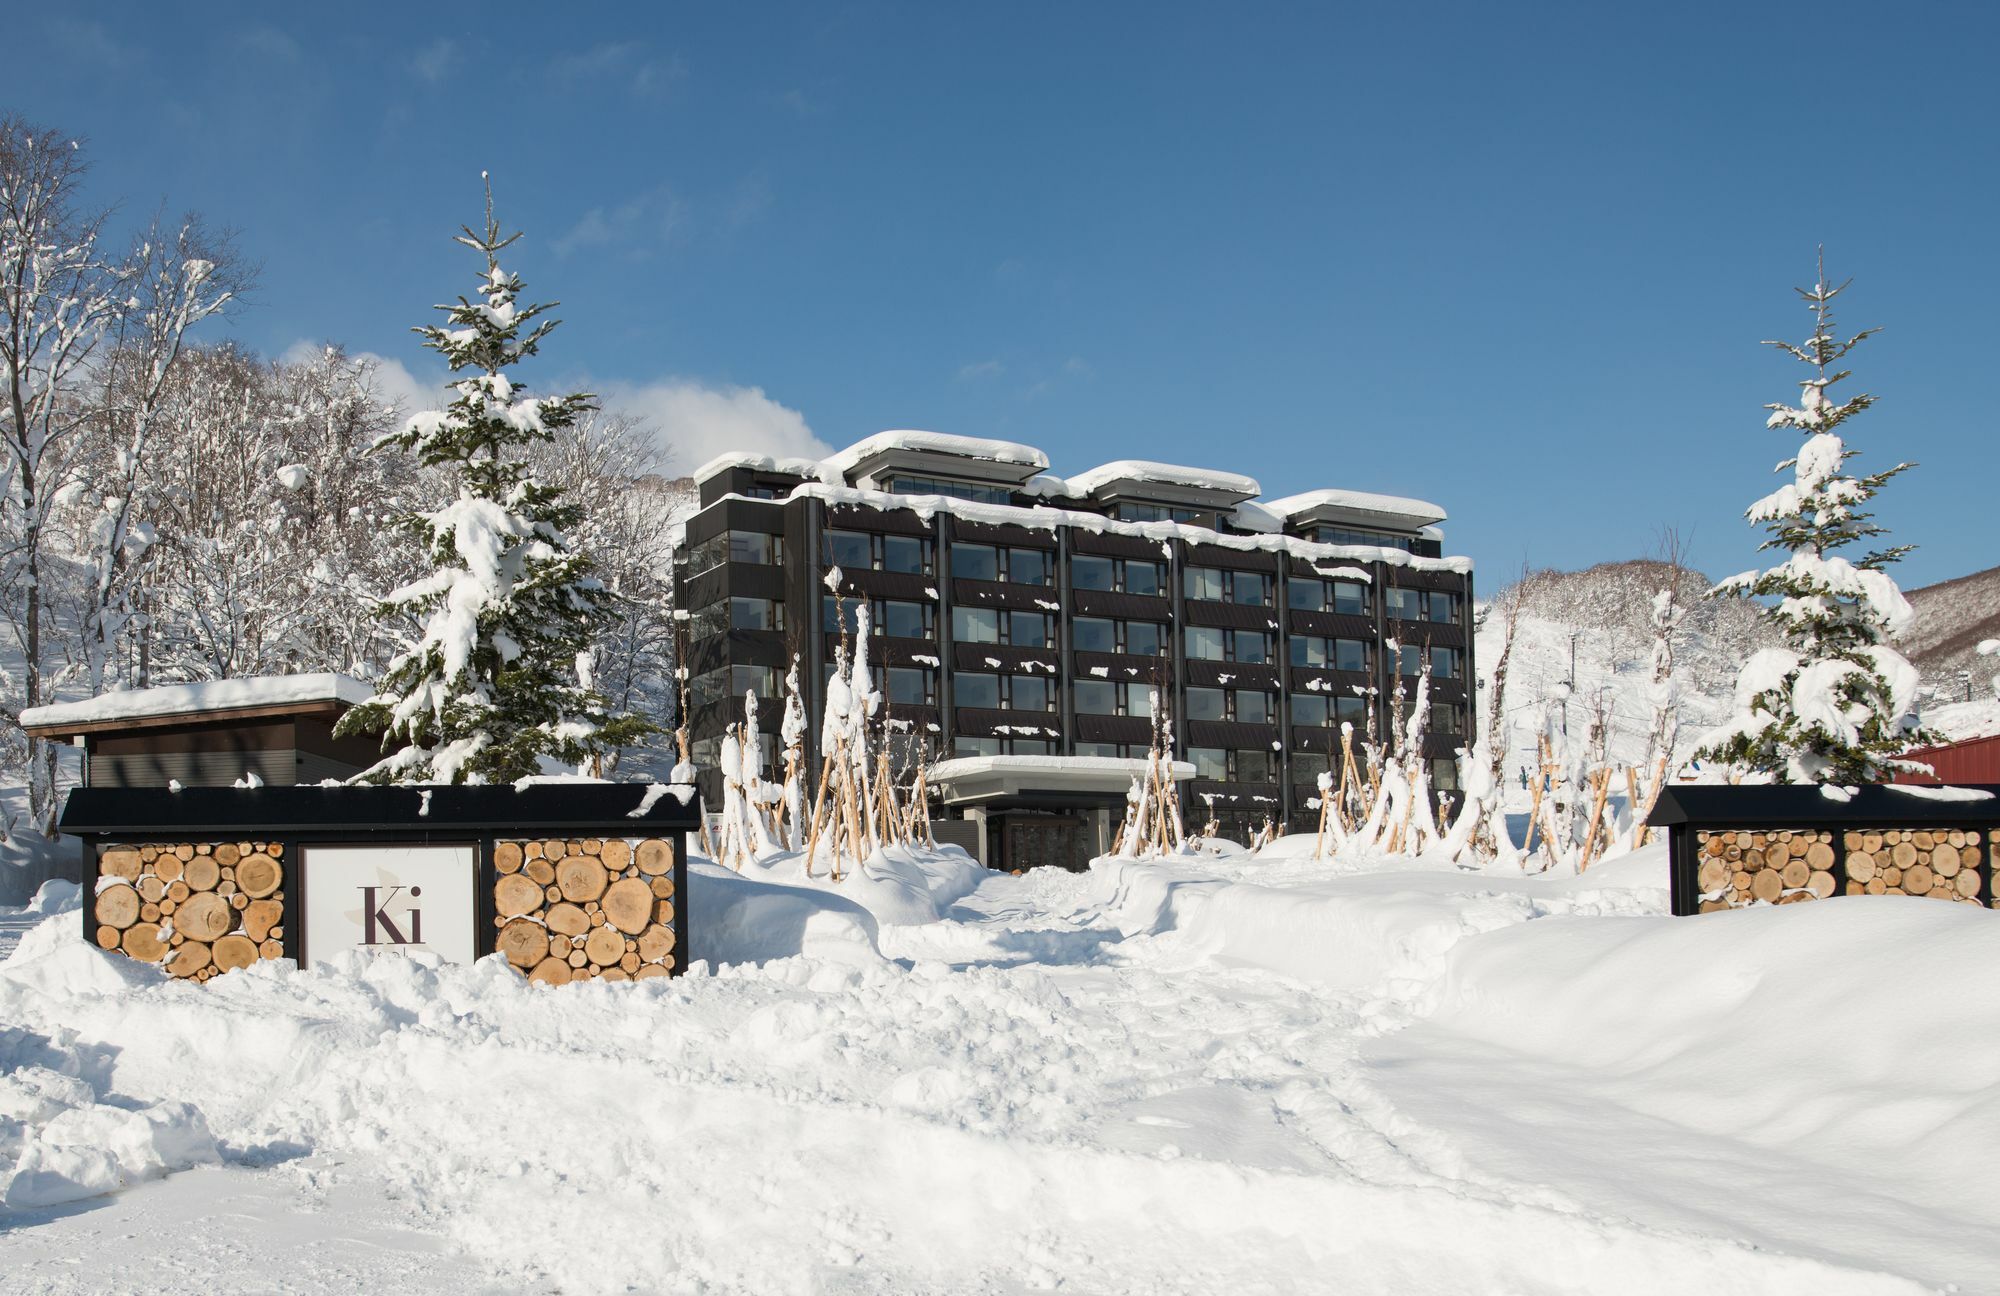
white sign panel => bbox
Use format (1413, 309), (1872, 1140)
(303, 844), (476, 968)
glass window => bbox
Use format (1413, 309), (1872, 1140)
(731, 664), (778, 699)
(952, 606), (1000, 643)
(1231, 572), (1271, 607)
(730, 598), (783, 632)
(1430, 701), (1464, 735)
(1070, 555), (1114, 591)
(887, 667), (934, 706)
(1234, 690), (1271, 724)
(1334, 581), (1369, 615)
(1427, 591), (1460, 623)
(1011, 675), (1052, 712)
(1235, 749), (1273, 783)
(881, 535), (929, 575)
(887, 475), (1013, 505)
(1231, 630), (1271, 664)
(728, 532), (779, 565)
(1074, 680), (1117, 715)
(879, 600), (930, 639)
(1123, 621), (1164, 657)
(1125, 683), (1155, 717)
(1335, 694), (1369, 726)
(1009, 548), (1052, 586)
(1186, 687), (1225, 722)
(1290, 635), (1328, 669)
(1185, 625), (1225, 660)
(821, 595), (859, 635)
(1009, 611), (1053, 647)
(1337, 639), (1370, 672)
(1291, 694), (1330, 727)
(1123, 560), (1164, 597)
(1075, 741), (1132, 759)
(1072, 617), (1115, 653)
(956, 673), (1001, 709)
(825, 529), (870, 570)
(950, 542), (1000, 581)
(1431, 646), (1462, 679)
(1184, 567), (1225, 601)
(954, 735), (1002, 758)
(1293, 751), (1331, 780)
(1318, 525), (1416, 552)
(1386, 587), (1423, 620)
(1288, 578), (1329, 612)
(1188, 747), (1229, 781)
(1431, 758), (1461, 793)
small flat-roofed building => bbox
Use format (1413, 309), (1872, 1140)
(21, 674), (382, 789)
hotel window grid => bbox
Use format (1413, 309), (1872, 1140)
(1074, 741), (1145, 759)
(689, 529), (785, 574)
(1185, 747), (1276, 783)
(1314, 525), (1418, 552)
(953, 735), (1058, 758)
(950, 542), (1054, 586)
(1112, 502), (1207, 524)
(693, 596), (785, 640)
(884, 475), (1013, 505)
(1184, 687), (1274, 724)
(954, 672), (1056, 712)
(1385, 587), (1461, 623)
(1069, 555), (1167, 596)
(1287, 577), (1370, 615)
(1071, 617), (1167, 656)
(1289, 635), (1371, 672)
(1288, 692), (1370, 728)
(951, 607), (1055, 648)
(1396, 644), (1463, 679)
(1073, 680), (1155, 717)
(822, 596), (935, 640)
(1183, 566), (1273, 606)
(824, 529), (934, 575)
(1184, 626), (1274, 664)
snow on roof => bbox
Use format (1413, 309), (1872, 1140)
(929, 754), (1196, 781)
(692, 451), (839, 486)
(824, 430), (1050, 475)
(1264, 488), (1448, 527)
(770, 483), (1474, 573)
(1230, 500), (1285, 534)
(1066, 460), (1262, 500)
(21, 673), (373, 734)
(1017, 473), (1079, 499)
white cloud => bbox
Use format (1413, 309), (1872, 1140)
(956, 359), (1004, 381)
(410, 38), (458, 85)
(598, 380), (830, 474)
(554, 185), (686, 259)
(282, 341), (444, 417)
(549, 43), (686, 98)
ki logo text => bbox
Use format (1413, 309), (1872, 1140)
(360, 884), (424, 946)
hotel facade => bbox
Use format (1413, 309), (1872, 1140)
(675, 432), (1474, 871)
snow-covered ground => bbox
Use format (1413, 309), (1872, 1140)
(1, 839), (1991, 1294)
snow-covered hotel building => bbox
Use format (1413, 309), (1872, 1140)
(676, 432), (1474, 869)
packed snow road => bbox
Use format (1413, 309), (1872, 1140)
(0, 843), (1986, 1294)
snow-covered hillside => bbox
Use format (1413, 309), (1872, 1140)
(1477, 559), (2000, 796)
(1900, 563), (2000, 702)
(3, 841), (1988, 1293)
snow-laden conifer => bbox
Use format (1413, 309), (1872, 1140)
(1700, 256), (1930, 783)
(338, 180), (650, 783)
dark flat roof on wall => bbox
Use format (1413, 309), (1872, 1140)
(1650, 783), (2000, 827)
(59, 782), (703, 836)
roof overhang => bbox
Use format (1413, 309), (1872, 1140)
(928, 755), (1194, 806)
(1266, 489), (1448, 532)
(1066, 460), (1261, 509)
(57, 782), (704, 836)
(828, 431), (1049, 489)
(21, 674), (374, 742)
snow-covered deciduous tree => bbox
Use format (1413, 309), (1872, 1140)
(1700, 256), (1932, 784)
(0, 117), (240, 831)
(337, 182), (651, 784)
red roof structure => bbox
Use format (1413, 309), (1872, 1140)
(1896, 733), (2000, 785)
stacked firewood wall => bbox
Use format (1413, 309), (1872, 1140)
(492, 837), (678, 985)
(92, 841), (287, 980)
(1694, 827), (1991, 912)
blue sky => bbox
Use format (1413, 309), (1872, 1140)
(19, 3), (1998, 591)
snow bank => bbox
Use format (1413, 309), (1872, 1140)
(1089, 844), (1665, 992)
(1370, 897), (2000, 1290)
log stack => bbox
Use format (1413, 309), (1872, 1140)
(1694, 826), (1992, 912)
(1841, 829), (1987, 903)
(492, 837), (678, 985)
(92, 841), (287, 982)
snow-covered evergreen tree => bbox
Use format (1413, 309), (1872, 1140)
(338, 181), (650, 783)
(1700, 256), (1931, 783)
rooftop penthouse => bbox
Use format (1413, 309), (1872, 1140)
(677, 431), (1474, 870)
